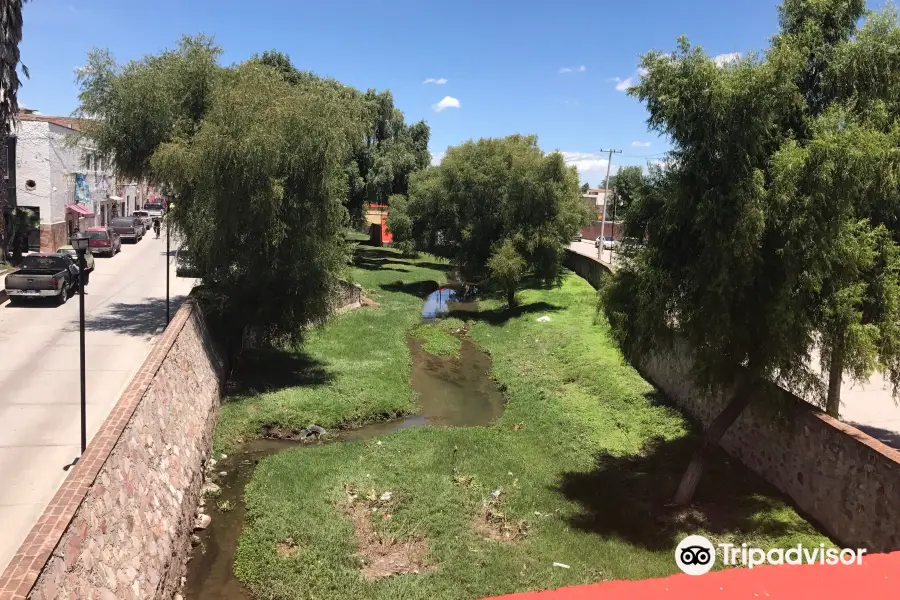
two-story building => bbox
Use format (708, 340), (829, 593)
(13, 110), (122, 251)
(582, 187), (608, 221)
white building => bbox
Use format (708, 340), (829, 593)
(12, 111), (125, 251)
(583, 187), (608, 220)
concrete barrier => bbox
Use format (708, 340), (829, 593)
(565, 248), (900, 552)
(0, 295), (225, 600)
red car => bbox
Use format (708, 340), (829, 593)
(85, 227), (122, 257)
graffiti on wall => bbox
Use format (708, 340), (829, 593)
(74, 173), (94, 213)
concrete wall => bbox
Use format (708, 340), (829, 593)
(0, 298), (225, 600)
(565, 249), (900, 552)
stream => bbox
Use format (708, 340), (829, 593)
(183, 286), (502, 599)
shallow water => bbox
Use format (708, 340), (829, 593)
(183, 297), (502, 599)
(421, 285), (477, 319)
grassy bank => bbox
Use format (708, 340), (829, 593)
(231, 247), (832, 600)
(214, 245), (451, 452)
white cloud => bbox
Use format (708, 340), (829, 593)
(613, 67), (649, 91)
(631, 141), (651, 147)
(615, 77), (635, 92)
(558, 151), (620, 183)
(432, 96), (460, 112)
(423, 77), (448, 85)
(430, 152), (445, 166)
(559, 65), (587, 74)
(713, 52), (741, 67)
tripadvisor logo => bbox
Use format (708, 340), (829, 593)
(675, 535), (716, 576)
(675, 535), (867, 575)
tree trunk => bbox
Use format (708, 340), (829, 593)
(506, 287), (516, 308)
(826, 338), (844, 418)
(672, 377), (755, 505)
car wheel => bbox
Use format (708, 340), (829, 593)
(58, 285), (68, 305)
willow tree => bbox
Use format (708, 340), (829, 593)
(600, 0), (888, 504)
(76, 37), (366, 353)
(390, 134), (587, 302)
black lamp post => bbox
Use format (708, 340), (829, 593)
(166, 202), (175, 324)
(70, 232), (90, 455)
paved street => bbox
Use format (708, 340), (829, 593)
(0, 231), (196, 572)
(569, 239), (900, 449)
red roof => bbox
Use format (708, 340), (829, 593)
(18, 111), (88, 131)
(66, 203), (95, 217)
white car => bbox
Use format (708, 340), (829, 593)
(595, 236), (616, 250)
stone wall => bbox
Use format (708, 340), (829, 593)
(565, 248), (900, 553)
(0, 297), (225, 600)
(564, 250), (609, 288)
(336, 280), (363, 312)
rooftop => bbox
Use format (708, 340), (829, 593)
(17, 109), (87, 132)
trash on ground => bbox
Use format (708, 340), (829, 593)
(537, 316), (551, 322)
(552, 562), (570, 569)
(379, 491), (393, 501)
(491, 489), (502, 499)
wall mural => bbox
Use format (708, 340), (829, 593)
(74, 173), (93, 213)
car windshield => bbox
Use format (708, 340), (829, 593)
(22, 255), (67, 270)
(133, 211), (149, 217)
(56, 248), (75, 254)
(112, 218), (133, 226)
(144, 201), (164, 210)
(86, 231), (109, 240)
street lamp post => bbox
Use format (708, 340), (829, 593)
(166, 202), (175, 324)
(70, 232), (90, 455)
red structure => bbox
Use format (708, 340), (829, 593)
(486, 550), (900, 600)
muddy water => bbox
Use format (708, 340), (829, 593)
(184, 296), (503, 599)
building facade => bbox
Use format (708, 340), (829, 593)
(13, 111), (121, 251)
(582, 187), (608, 221)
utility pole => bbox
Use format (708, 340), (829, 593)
(598, 148), (621, 263)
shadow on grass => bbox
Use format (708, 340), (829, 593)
(224, 348), (335, 399)
(556, 433), (803, 551)
(449, 301), (562, 325)
(380, 279), (442, 298)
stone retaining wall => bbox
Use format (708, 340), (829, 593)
(565, 249), (900, 552)
(0, 296), (225, 600)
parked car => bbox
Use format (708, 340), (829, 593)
(56, 246), (95, 283)
(4, 253), (80, 305)
(143, 198), (166, 221)
(132, 210), (152, 230)
(85, 227), (121, 257)
(594, 235), (616, 250)
(111, 217), (145, 243)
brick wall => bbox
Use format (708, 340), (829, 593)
(0, 297), (225, 600)
(565, 249), (900, 553)
(38, 222), (68, 252)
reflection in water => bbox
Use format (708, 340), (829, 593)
(185, 293), (502, 600)
(421, 285), (477, 319)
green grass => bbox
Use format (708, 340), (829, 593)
(411, 322), (463, 356)
(214, 246), (450, 452)
(230, 247), (833, 600)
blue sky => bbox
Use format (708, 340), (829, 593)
(17, 0), (888, 184)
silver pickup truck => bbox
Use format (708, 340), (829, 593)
(4, 254), (80, 305)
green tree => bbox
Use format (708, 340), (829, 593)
(392, 134), (587, 299)
(488, 238), (527, 307)
(581, 182), (590, 193)
(601, 0), (883, 505)
(76, 37), (366, 356)
(0, 0), (29, 263)
(607, 165), (646, 225)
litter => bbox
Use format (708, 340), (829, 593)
(380, 491), (393, 501)
(537, 316), (551, 322)
(552, 562), (570, 569)
(491, 489), (502, 499)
